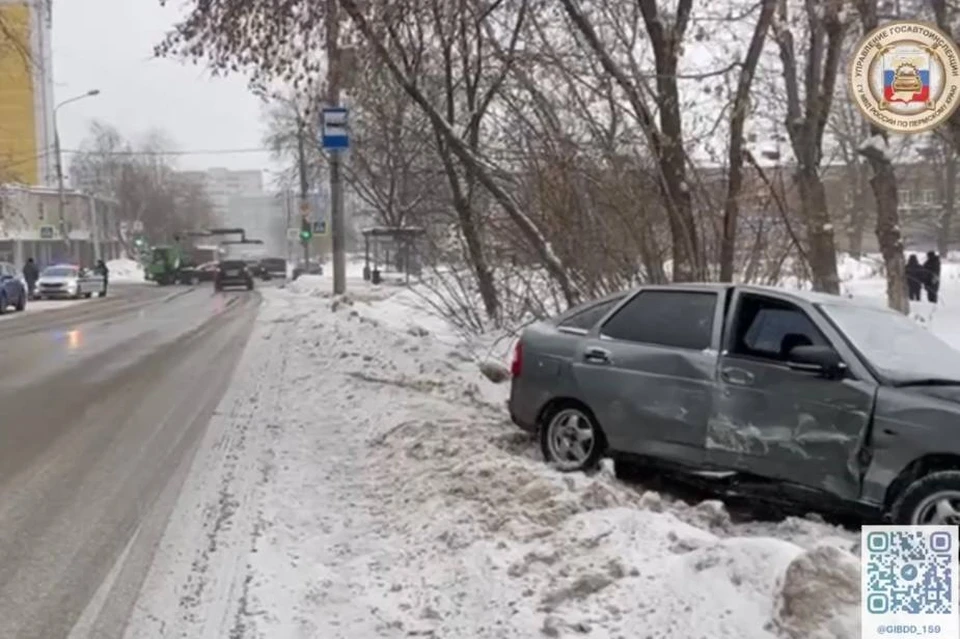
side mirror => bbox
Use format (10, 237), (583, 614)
(787, 344), (846, 379)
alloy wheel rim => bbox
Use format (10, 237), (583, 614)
(546, 409), (595, 469)
(911, 490), (960, 525)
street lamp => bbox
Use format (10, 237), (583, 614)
(54, 89), (100, 251)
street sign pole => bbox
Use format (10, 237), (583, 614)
(322, 106), (348, 293)
(323, 2), (347, 295)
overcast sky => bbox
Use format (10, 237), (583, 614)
(51, 0), (281, 181)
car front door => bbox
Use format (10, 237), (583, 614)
(0, 264), (13, 301)
(571, 288), (726, 466)
(706, 290), (878, 500)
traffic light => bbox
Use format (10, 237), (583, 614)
(299, 216), (312, 241)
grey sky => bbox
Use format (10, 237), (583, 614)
(51, 0), (280, 178)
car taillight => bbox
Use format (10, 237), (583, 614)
(510, 341), (522, 377)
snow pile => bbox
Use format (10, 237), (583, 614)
(106, 258), (144, 282)
(771, 545), (860, 639)
(120, 276), (859, 639)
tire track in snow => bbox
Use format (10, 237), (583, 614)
(123, 295), (294, 639)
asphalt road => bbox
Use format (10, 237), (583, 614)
(0, 282), (261, 639)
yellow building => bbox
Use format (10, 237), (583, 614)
(0, 0), (54, 186)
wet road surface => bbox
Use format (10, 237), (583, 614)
(0, 282), (261, 638)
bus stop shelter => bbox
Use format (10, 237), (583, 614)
(361, 226), (426, 284)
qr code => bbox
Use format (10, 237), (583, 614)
(865, 528), (955, 615)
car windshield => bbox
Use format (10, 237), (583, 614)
(41, 267), (77, 278)
(819, 302), (960, 383)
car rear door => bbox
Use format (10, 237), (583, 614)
(706, 289), (877, 500)
(571, 288), (725, 466)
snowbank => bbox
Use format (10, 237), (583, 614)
(124, 276), (861, 639)
(106, 258), (145, 283)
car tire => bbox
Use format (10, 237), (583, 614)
(539, 403), (606, 472)
(890, 470), (960, 525)
(15, 292), (25, 311)
(85, 292), (93, 299)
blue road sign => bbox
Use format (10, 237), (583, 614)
(321, 107), (349, 150)
(313, 220), (327, 235)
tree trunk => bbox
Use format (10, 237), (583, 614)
(855, 0), (908, 314)
(939, 150), (956, 257)
(796, 168), (841, 293)
(847, 162), (871, 258)
(869, 161), (909, 314)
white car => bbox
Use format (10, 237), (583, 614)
(35, 264), (106, 299)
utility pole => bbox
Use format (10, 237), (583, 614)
(54, 127), (66, 247)
(327, 0), (346, 294)
(53, 90), (100, 258)
(297, 114), (310, 266)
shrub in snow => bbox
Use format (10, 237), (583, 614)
(771, 544), (859, 639)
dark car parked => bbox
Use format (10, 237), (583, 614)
(258, 257), (287, 281)
(0, 262), (27, 313)
(509, 283), (960, 525)
(214, 260), (254, 292)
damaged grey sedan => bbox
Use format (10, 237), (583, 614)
(508, 283), (960, 525)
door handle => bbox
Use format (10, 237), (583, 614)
(721, 366), (754, 385)
(584, 347), (612, 364)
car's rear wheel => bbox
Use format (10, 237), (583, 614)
(15, 291), (25, 311)
(0, 293), (6, 314)
(540, 404), (605, 472)
(891, 471), (960, 525)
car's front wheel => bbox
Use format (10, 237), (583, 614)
(891, 470), (960, 525)
(15, 291), (25, 311)
(540, 404), (605, 472)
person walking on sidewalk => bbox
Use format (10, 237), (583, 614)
(95, 259), (109, 296)
(923, 251), (941, 303)
(22, 258), (38, 299)
(906, 254), (925, 301)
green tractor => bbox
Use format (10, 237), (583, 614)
(146, 244), (186, 285)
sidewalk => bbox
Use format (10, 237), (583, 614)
(123, 275), (860, 639)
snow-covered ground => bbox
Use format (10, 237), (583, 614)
(107, 257), (145, 283)
(118, 257), (960, 639)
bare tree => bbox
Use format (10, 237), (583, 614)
(720, 0), (778, 281)
(853, 0), (908, 314)
(771, 0), (848, 294)
(70, 121), (215, 246)
(558, 0), (704, 281)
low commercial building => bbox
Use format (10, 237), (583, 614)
(0, 183), (122, 267)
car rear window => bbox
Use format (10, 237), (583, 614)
(600, 290), (717, 350)
(261, 259), (285, 269)
(219, 261), (246, 269)
(559, 296), (624, 330)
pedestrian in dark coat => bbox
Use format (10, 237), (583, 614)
(22, 258), (39, 299)
(906, 254), (925, 301)
(923, 251), (941, 303)
(96, 259), (109, 295)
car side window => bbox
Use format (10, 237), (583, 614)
(600, 290), (717, 350)
(730, 295), (828, 362)
(559, 297), (623, 330)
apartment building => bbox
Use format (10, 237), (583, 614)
(177, 167), (264, 222)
